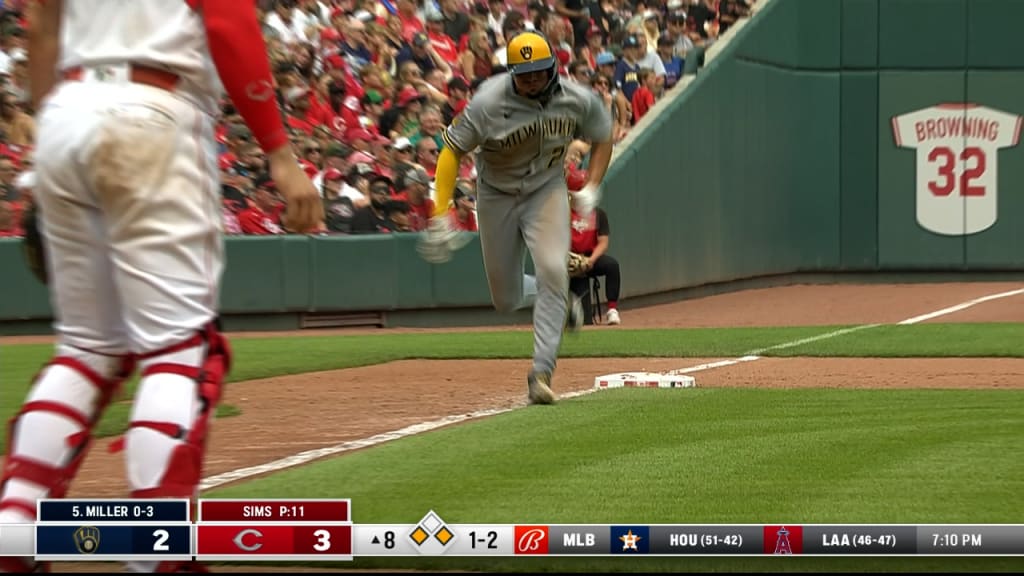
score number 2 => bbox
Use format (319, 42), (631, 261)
(927, 146), (986, 197)
(153, 529), (169, 551)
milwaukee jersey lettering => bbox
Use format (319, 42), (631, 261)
(892, 103), (1022, 235)
(442, 74), (612, 194)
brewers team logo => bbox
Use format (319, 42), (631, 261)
(73, 526), (101, 554)
(892, 103), (1022, 236)
(520, 46), (533, 60)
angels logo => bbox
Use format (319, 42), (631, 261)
(513, 526), (548, 554)
(520, 46), (533, 60)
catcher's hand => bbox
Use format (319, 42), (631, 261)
(567, 251), (590, 278)
(21, 202), (47, 285)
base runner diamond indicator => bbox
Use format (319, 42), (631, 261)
(407, 510), (457, 555)
(435, 526), (453, 545)
(409, 527), (429, 546)
(421, 512), (442, 533)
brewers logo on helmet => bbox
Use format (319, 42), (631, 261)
(505, 31), (560, 99)
(506, 31), (556, 74)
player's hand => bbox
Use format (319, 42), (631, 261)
(268, 148), (324, 234)
(571, 183), (601, 219)
(418, 215), (472, 264)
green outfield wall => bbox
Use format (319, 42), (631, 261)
(3, 0), (1024, 332)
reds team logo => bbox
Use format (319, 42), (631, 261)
(892, 103), (1022, 236)
(513, 526), (548, 554)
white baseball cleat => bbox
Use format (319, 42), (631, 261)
(606, 308), (621, 325)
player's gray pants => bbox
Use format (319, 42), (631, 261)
(476, 179), (570, 376)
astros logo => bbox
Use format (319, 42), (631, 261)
(520, 46), (533, 60)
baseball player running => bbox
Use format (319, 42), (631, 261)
(419, 31), (614, 405)
(2, 0), (322, 572)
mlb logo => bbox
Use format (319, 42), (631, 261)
(513, 526), (549, 555)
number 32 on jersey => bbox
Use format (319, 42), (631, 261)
(892, 103), (1022, 236)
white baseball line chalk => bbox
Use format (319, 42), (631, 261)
(199, 286), (1024, 491)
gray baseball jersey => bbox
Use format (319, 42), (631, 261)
(441, 73), (613, 194)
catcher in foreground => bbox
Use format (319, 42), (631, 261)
(418, 31), (615, 405)
(2, 0), (322, 573)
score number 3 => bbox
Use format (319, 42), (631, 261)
(313, 529), (332, 551)
(927, 146), (986, 197)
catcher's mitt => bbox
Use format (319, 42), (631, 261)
(21, 202), (48, 285)
(567, 251), (589, 278)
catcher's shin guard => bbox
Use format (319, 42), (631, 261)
(119, 323), (231, 499)
(0, 346), (134, 522)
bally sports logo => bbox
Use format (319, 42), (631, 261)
(514, 526), (549, 554)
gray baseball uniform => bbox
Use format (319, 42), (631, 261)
(441, 73), (613, 376)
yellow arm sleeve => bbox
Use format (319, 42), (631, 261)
(433, 145), (462, 218)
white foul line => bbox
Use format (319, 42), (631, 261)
(897, 288), (1024, 325)
(199, 286), (1024, 491)
(199, 387), (598, 491)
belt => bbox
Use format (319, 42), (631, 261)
(62, 64), (180, 92)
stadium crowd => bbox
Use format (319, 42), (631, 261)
(0, 0), (753, 238)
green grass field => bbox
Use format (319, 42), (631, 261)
(3, 322), (1023, 572)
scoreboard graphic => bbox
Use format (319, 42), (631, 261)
(2, 499), (1022, 562)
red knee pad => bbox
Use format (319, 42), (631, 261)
(0, 355), (134, 519)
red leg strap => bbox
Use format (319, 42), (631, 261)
(130, 420), (185, 438)
(141, 364), (201, 379)
(0, 498), (38, 520)
(44, 355), (134, 414)
(1, 354), (133, 506)
(18, 400), (91, 430)
(48, 357), (109, 390)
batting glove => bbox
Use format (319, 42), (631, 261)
(571, 183), (601, 218)
(417, 216), (472, 264)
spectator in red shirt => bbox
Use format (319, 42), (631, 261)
(448, 184), (478, 232)
(284, 85), (322, 135)
(0, 201), (20, 237)
(392, 165), (434, 231)
(237, 176), (286, 235)
(441, 76), (470, 126)
(569, 196), (622, 325)
(395, 0), (426, 40)
(631, 67), (657, 124)
(414, 136), (440, 178)
(424, 12), (459, 64)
